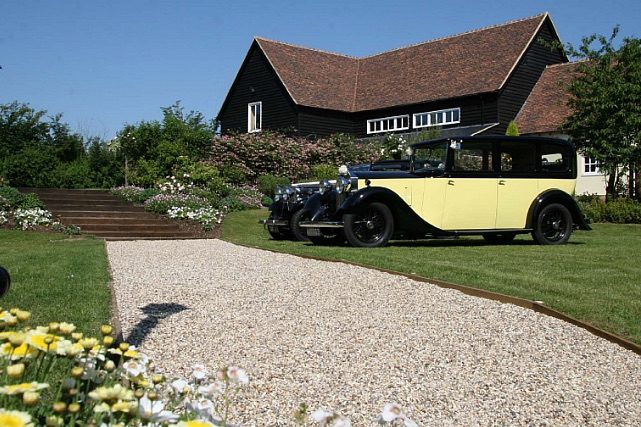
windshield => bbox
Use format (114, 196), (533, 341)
(412, 142), (447, 172)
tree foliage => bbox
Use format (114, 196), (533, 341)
(117, 101), (217, 185)
(563, 28), (641, 198)
(0, 101), (123, 188)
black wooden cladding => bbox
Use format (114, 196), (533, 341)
(219, 17), (564, 138)
(218, 43), (297, 134)
(495, 20), (566, 135)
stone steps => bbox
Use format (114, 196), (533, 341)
(21, 188), (197, 241)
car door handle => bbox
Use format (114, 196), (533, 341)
(448, 180), (455, 186)
(498, 180), (506, 185)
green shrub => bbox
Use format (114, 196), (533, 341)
(130, 159), (163, 186)
(257, 174), (290, 198)
(578, 197), (641, 224)
(3, 147), (58, 187)
(221, 165), (247, 185)
(18, 192), (45, 209)
(0, 186), (24, 208)
(50, 159), (94, 188)
(310, 163), (337, 180)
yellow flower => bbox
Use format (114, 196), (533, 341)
(58, 322), (76, 335)
(100, 325), (113, 335)
(111, 400), (136, 413)
(0, 382), (49, 395)
(22, 391), (39, 406)
(27, 333), (61, 352)
(0, 311), (17, 324)
(9, 332), (26, 347)
(7, 363), (25, 378)
(0, 409), (33, 427)
(0, 342), (38, 360)
(71, 332), (83, 341)
(78, 337), (99, 350)
(88, 384), (134, 403)
(16, 310), (31, 322)
(176, 421), (216, 427)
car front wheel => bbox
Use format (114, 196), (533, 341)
(344, 202), (394, 247)
(532, 203), (573, 245)
(289, 209), (310, 242)
(267, 225), (289, 240)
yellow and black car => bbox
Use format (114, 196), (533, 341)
(300, 136), (591, 247)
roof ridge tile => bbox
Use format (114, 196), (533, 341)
(359, 12), (548, 59)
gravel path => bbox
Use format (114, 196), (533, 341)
(106, 239), (641, 426)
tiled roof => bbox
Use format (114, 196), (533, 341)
(515, 62), (582, 134)
(255, 13), (550, 112)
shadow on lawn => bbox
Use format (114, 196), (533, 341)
(304, 238), (584, 248)
(125, 303), (188, 347)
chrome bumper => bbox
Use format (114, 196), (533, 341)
(299, 221), (344, 229)
(259, 219), (289, 227)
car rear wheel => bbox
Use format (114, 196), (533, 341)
(482, 232), (516, 244)
(532, 203), (573, 245)
(289, 209), (310, 242)
(344, 202), (394, 248)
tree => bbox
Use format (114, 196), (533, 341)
(116, 102), (216, 184)
(505, 121), (520, 136)
(563, 28), (641, 199)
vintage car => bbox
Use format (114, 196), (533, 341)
(261, 160), (410, 241)
(299, 136), (591, 247)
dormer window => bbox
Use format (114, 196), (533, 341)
(248, 102), (262, 133)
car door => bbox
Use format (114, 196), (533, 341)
(495, 140), (540, 229)
(441, 140), (498, 230)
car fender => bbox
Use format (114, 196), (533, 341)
(527, 189), (592, 230)
(338, 187), (433, 233)
(301, 193), (330, 222)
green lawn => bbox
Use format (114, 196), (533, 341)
(223, 208), (641, 344)
(0, 230), (112, 335)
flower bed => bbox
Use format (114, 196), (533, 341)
(0, 308), (416, 426)
(111, 174), (262, 231)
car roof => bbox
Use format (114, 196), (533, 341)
(410, 135), (574, 149)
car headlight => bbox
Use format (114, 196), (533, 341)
(318, 179), (333, 195)
(335, 176), (351, 193)
(283, 186), (295, 200)
(275, 186), (284, 196)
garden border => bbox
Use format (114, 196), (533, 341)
(229, 241), (641, 357)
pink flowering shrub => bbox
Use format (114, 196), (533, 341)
(210, 132), (381, 182)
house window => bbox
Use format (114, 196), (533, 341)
(367, 115), (409, 134)
(583, 156), (601, 175)
(413, 108), (461, 129)
(248, 102), (262, 133)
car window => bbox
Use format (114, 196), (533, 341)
(499, 141), (536, 174)
(540, 142), (571, 173)
(413, 143), (447, 172)
(451, 141), (493, 172)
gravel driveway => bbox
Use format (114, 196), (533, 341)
(106, 239), (641, 426)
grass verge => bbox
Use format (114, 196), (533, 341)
(223, 208), (641, 344)
(0, 230), (112, 334)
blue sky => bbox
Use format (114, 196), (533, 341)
(1, 0), (639, 140)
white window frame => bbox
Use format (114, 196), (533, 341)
(582, 156), (601, 176)
(413, 107), (461, 129)
(366, 114), (410, 135)
(247, 101), (262, 133)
